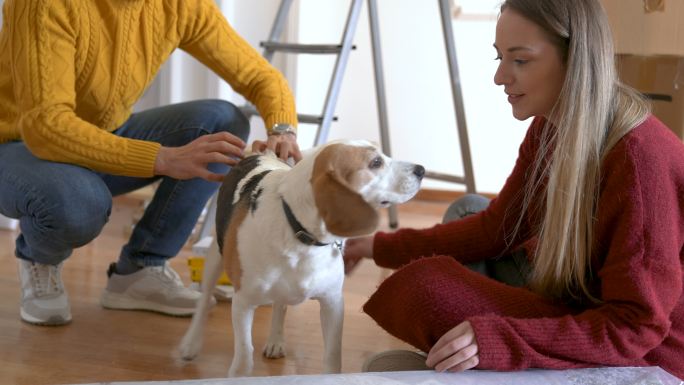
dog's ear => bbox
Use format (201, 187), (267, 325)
(311, 145), (379, 237)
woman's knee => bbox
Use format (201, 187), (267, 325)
(442, 193), (491, 224)
(364, 256), (469, 351)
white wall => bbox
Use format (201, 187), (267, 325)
(293, 0), (529, 193)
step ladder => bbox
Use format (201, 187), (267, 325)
(195, 0), (476, 243)
(240, 0), (360, 145)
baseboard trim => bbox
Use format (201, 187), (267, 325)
(415, 189), (497, 202)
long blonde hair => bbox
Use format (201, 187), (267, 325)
(501, 0), (650, 302)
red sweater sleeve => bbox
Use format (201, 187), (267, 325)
(469, 116), (684, 371)
(372, 118), (545, 269)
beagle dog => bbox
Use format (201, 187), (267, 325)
(178, 140), (424, 377)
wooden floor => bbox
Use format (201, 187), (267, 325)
(0, 196), (449, 385)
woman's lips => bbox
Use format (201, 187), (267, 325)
(507, 93), (523, 104)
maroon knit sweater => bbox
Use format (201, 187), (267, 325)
(364, 116), (684, 379)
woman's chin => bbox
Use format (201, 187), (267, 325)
(511, 109), (531, 121)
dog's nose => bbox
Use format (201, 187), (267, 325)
(413, 165), (425, 179)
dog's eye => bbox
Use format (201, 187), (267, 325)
(369, 156), (384, 169)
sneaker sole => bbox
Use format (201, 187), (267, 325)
(362, 350), (431, 372)
(20, 308), (72, 326)
(100, 291), (198, 317)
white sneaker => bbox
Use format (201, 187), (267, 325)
(100, 262), (214, 316)
(18, 259), (72, 326)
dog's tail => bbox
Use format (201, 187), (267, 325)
(178, 240), (224, 360)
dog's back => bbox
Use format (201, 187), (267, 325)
(215, 154), (281, 256)
(214, 153), (292, 291)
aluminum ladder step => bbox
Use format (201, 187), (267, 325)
(260, 42), (356, 54)
(240, 105), (338, 125)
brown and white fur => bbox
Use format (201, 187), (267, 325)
(178, 140), (424, 377)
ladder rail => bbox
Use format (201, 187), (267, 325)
(314, 0), (364, 145)
(367, 0), (398, 227)
(437, 0), (476, 193)
(263, 0), (295, 62)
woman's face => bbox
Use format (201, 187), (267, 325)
(493, 9), (566, 121)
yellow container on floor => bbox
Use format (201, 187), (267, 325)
(187, 256), (232, 285)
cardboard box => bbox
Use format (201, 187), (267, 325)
(616, 54), (684, 140)
(602, 0), (684, 56)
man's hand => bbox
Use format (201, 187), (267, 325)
(251, 133), (302, 163)
(342, 236), (374, 274)
(154, 131), (246, 182)
(425, 321), (479, 372)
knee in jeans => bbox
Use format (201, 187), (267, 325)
(442, 193), (491, 223)
(50, 190), (111, 247)
(203, 100), (250, 142)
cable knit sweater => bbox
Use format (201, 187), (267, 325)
(0, 0), (297, 177)
(364, 116), (684, 379)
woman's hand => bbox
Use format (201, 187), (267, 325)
(425, 321), (480, 372)
(251, 133), (302, 163)
(342, 236), (374, 274)
(154, 131), (246, 182)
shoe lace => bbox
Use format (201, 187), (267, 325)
(30, 263), (64, 297)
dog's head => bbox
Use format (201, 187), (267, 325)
(309, 140), (424, 238)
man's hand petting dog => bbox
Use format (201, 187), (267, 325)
(251, 133), (302, 163)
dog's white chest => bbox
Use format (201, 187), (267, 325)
(271, 247), (343, 305)
(241, 242), (343, 306)
(273, 274), (317, 305)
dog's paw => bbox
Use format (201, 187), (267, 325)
(262, 341), (286, 359)
(178, 338), (202, 361)
(228, 358), (254, 377)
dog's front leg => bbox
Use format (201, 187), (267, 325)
(318, 293), (344, 373)
(229, 295), (256, 377)
(263, 302), (287, 358)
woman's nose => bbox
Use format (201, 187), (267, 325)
(493, 63), (510, 86)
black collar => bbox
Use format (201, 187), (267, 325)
(281, 199), (330, 246)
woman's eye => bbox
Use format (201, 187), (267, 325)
(369, 156), (384, 169)
(514, 59), (529, 65)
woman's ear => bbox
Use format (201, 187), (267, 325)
(310, 144), (379, 237)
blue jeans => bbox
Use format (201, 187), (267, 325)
(0, 100), (249, 267)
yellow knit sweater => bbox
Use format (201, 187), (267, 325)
(0, 0), (297, 177)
